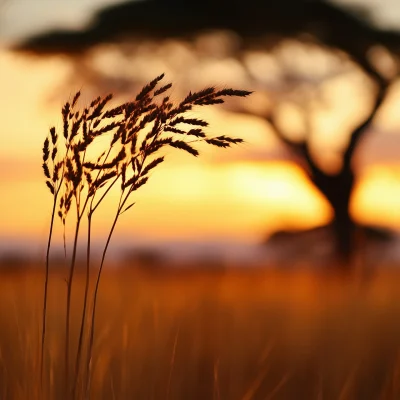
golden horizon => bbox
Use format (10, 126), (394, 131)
(1, 48), (400, 246)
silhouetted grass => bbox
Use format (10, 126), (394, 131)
(41, 75), (251, 398)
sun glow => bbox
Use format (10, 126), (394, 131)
(1, 47), (400, 249)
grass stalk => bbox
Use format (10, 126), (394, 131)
(41, 127), (65, 393)
(65, 213), (82, 395)
(72, 212), (92, 399)
(72, 152), (118, 398)
(84, 196), (123, 397)
(40, 195), (57, 388)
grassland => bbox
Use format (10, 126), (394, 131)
(1, 262), (400, 399)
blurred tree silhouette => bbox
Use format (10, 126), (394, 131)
(16, 0), (400, 266)
(261, 47), (394, 264)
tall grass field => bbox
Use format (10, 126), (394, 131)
(2, 263), (400, 399)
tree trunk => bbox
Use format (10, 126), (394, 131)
(312, 166), (355, 268)
(331, 202), (356, 267)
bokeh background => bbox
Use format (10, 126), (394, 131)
(2, 0), (400, 267)
(4, 2), (400, 399)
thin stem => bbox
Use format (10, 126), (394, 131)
(64, 184), (94, 398)
(91, 174), (120, 214)
(84, 193), (125, 398)
(41, 142), (70, 391)
(71, 146), (116, 397)
(65, 213), (82, 396)
(84, 155), (145, 390)
(63, 222), (67, 258)
(72, 212), (92, 398)
(40, 195), (57, 389)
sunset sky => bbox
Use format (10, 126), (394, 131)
(1, 0), (400, 257)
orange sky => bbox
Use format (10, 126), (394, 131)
(1, 48), (400, 249)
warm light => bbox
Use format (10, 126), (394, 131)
(225, 162), (332, 230)
(2, 47), (400, 250)
(351, 165), (400, 228)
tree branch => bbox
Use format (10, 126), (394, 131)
(264, 114), (320, 178)
(343, 73), (389, 167)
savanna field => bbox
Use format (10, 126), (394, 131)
(4, 1), (400, 399)
(2, 261), (400, 400)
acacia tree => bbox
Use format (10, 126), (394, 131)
(263, 65), (392, 264)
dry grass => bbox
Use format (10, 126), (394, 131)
(2, 263), (400, 399)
